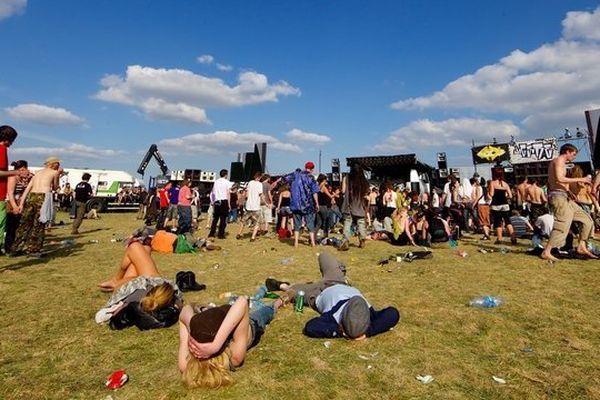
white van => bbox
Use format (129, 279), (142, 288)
(30, 167), (140, 212)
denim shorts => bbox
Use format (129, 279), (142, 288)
(292, 210), (316, 232)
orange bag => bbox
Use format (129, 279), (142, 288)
(151, 230), (178, 253)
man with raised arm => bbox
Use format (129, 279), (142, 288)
(541, 144), (596, 262)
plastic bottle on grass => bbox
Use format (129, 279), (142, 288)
(280, 257), (294, 265)
(469, 296), (503, 308)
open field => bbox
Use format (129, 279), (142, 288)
(1, 212), (600, 400)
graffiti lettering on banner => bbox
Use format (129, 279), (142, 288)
(509, 138), (558, 164)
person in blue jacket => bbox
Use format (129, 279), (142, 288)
(265, 251), (400, 340)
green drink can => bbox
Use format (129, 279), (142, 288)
(294, 290), (305, 313)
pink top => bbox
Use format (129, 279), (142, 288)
(178, 185), (192, 206)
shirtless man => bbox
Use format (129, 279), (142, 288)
(515, 177), (529, 210)
(541, 144), (596, 261)
(9, 156), (62, 257)
(526, 178), (547, 222)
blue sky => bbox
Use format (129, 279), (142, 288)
(2, 0), (600, 178)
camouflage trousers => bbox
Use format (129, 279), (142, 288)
(10, 193), (46, 254)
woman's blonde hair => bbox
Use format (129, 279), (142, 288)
(140, 282), (175, 312)
(182, 352), (233, 389)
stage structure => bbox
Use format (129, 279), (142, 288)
(345, 154), (434, 194)
(230, 143), (267, 182)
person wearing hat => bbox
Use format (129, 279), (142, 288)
(9, 156), (62, 257)
(282, 162), (320, 247)
(265, 252), (400, 340)
(178, 290), (285, 388)
(0, 125), (24, 253)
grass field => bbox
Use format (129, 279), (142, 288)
(1, 212), (599, 400)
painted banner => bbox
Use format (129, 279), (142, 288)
(509, 138), (557, 164)
(471, 144), (510, 164)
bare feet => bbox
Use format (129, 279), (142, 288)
(540, 252), (559, 262)
(576, 246), (598, 259)
(98, 280), (117, 292)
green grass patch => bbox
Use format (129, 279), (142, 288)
(1, 212), (599, 399)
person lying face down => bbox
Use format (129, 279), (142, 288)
(177, 292), (284, 389)
(266, 251), (400, 340)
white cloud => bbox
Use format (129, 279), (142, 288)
(216, 63), (233, 72)
(95, 65), (300, 124)
(391, 7), (600, 134)
(562, 6), (600, 40)
(197, 54), (214, 64)
(12, 143), (123, 159)
(5, 103), (85, 126)
(0, 0), (26, 21)
(374, 118), (521, 152)
(159, 130), (302, 154)
(286, 128), (331, 145)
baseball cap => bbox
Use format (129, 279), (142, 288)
(305, 161), (315, 170)
(341, 296), (370, 339)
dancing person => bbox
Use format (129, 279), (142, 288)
(339, 163), (370, 250)
(156, 182), (172, 230)
(283, 162), (320, 247)
(72, 173), (93, 234)
(177, 179), (193, 234)
(5, 160), (32, 251)
(0, 126), (22, 252)
(541, 144), (596, 261)
(236, 172), (262, 241)
(315, 174), (334, 239)
(208, 169), (232, 239)
(489, 169), (516, 245)
(526, 178), (547, 223)
(276, 183), (293, 236)
(9, 156), (61, 258)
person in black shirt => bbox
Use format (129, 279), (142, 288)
(72, 173), (93, 234)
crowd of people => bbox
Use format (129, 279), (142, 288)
(2, 122), (599, 390)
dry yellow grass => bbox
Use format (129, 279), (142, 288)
(1, 212), (600, 399)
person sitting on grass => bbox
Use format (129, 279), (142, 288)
(386, 207), (417, 246)
(265, 251), (400, 340)
(178, 291), (285, 388)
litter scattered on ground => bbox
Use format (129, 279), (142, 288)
(478, 248), (494, 254)
(367, 365), (373, 370)
(468, 296), (503, 308)
(499, 247), (511, 254)
(456, 250), (468, 258)
(323, 341), (331, 349)
(212, 263), (220, 270)
(105, 370), (128, 390)
(358, 352), (379, 360)
(520, 347), (534, 353)
(416, 375), (434, 384)
(88, 239), (99, 244)
(492, 376), (506, 384)
(280, 257), (294, 265)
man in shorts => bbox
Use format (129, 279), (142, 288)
(236, 172), (263, 241)
(541, 143), (596, 261)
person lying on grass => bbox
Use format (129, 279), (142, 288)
(95, 240), (183, 329)
(178, 291), (285, 389)
(98, 241), (161, 291)
(266, 251), (400, 340)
